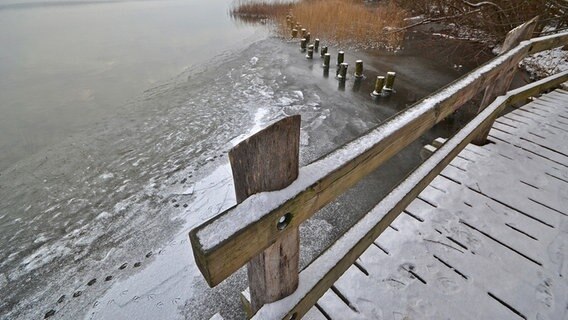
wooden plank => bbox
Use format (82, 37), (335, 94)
(229, 115), (301, 314)
(188, 33), (568, 288)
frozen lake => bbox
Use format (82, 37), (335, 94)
(0, 1), (504, 319)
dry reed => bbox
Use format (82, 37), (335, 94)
(231, 0), (408, 49)
(230, 0), (292, 19)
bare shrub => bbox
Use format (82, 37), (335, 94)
(394, 0), (568, 40)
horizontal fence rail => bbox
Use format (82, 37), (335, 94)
(252, 70), (568, 320)
(189, 30), (568, 290)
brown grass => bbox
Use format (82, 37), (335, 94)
(230, 0), (292, 19)
(231, 0), (408, 49)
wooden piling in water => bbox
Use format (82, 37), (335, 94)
(300, 38), (307, 52)
(384, 72), (396, 92)
(337, 51), (344, 66)
(291, 29), (298, 38)
(337, 63), (348, 80)
(354, 60), (364, 78)
(323, 53), (330, 68)
(372, 76), (385, 97)
(305, 32), (311, 43)
(320, 46), (328, 58)
(306, 45), (314, 59)
(314, 39), (320, 53)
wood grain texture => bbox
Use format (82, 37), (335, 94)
(247, 228), (299, 314)
(229, 115), (301, 203)
(188, 30), (568, 289)
(228, 115), (301, 315)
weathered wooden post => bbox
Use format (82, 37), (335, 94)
(320, 46), (328, 58)
(337, 51), (344, 66)
(314, 39), (320, 52)
(337, 62), (348, 80)
(323, 53), (331, 69)
(229, 116), (301, 316)
(371, 76), (385, 97)
(354, 60), (364, 78)
(306, 45), (314, 59)
(383, 72), (396, 92)
(472, 16), (538, 145)
(291, 29), (298, 38)
(305, 32), (311, 43)
(300, 38), (307, 52)
(301, 28), (307, 39)
(352, 77), (362, 92)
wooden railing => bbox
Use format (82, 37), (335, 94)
(189, 17), (568, 319)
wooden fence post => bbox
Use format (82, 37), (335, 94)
(472, 16), (538, 145)
(228, 115), (301, 316)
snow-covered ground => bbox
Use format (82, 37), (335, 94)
(521, 47), (568, 79)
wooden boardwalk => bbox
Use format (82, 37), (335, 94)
(305, 90), (568, 320)
(191, 29), (568, 319)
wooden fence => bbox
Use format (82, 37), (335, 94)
(189, 17), (568, 319)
